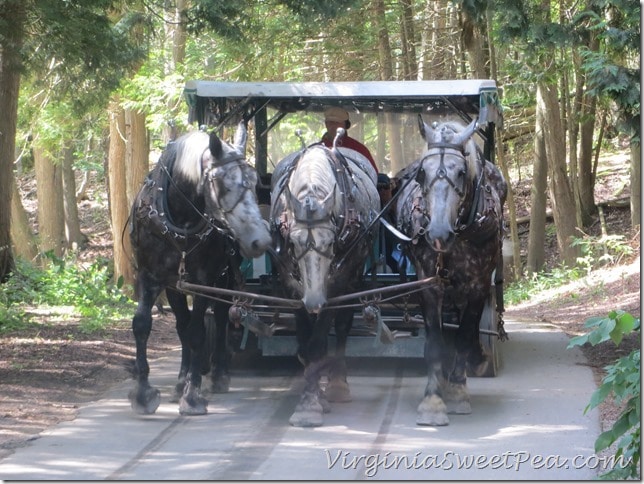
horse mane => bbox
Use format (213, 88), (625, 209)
(290, 146), (337, 200)
(170, 131), (210, 185)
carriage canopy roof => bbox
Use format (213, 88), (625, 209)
(183, 80), (503, 129)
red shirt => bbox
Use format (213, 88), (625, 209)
(322, 133), (378, 173)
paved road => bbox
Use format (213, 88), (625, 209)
(0, 321), (605, 480)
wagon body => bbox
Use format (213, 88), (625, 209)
(182, 80), (505, 374)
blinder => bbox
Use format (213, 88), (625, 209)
(203, 157), (257, 215)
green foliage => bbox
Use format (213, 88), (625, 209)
(572, 233), (634, 275)
(0, 255), (135, 334)
(568, 311), (640, 479)
(504, 264), (585, 305)
(575, 0), (640, 142)
(26, 1), (146, 113)
(507, 231), (634, 305)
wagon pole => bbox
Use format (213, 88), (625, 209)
(176, 280), (304, 308)
(325, 275), (437, 306)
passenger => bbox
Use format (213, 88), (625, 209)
(376, 173), (399, 273)
(321, 107), (378, 173)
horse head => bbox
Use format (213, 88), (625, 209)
(275, 147), (343, 313)
(201, 122), (271, 258)
(412, 116), (480, 251)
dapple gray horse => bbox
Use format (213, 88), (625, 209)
(395, 116), (507, 426)
(128, 122), (271, 415)
(270, 135), (380, 427)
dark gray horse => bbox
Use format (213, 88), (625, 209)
(395, 116), (507, 426)
(270, 137), (380, 427)
(128, 122), (271, 415)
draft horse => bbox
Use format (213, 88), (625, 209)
(395, 116), (507, 426)
(128, 122), (272, 415)
(270, 134), (380, 427)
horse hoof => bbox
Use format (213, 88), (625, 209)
(416, 395), (449, 426)
(169, 381), (185, 403)
(417, 411), (449, 426)
(325, 379), (351, 403)
(290, 391), (324, 426)
(128, 387), (161, 415)
(289, 409), (323, 427)
(446, 400), (472, 414)
(443, 382), (472, 414)
(318, 393), (331, 413)
(179, 395), (208, 416)
(210, 374), (230, 394)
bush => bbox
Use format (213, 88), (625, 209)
(0, 254), (134, 334)
(568, 310), (640, 480)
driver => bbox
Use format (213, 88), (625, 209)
(321, 107), (378, 173)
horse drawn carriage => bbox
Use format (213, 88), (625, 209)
(127, 79), (507, 426)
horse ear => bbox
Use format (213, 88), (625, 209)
(417, 114), (428, 141)
(451, 118), (478, 146)
(233, 120), (248, 153)
(209, 131), (224, 160)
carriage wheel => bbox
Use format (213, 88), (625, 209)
(475, 289), (501, 377)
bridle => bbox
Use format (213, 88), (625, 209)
(151, 149), (257, 256)
(418, 142), (469, 197)
(408, 141), (486, 242)
(274, 145), (365, 268)
(285, 201), (338, 262)
(204, 157), (257, 218)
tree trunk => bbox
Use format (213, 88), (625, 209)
(577, 32), (600, 227)
(577, 94), (597, 226)
(426, 0), (454, 79)
(374, 0), (393, 81)
(62, 143), (87, 249)
(34, 145), (66, 259)
(526, 100), (549, 275)
(630, 142), (641, 228)
(107, 99), (135, 293)
(496, 132), (521, 281)
(399, 0), (418, 80)
(162, 0), (188, 144)
(459, 6), (487, 78)
(537, 82), (580, 266)
(125, 109), (149, 204)
(0, 1), (26, 281)
(373, 0), (403, 173)
(10, 180), (38, 263)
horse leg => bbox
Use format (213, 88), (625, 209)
(128, 278), (162, 415)
(209, 299), (231, 393)
(416, 289), (449, 426)
(166, 289), (192, 403)
(444, 301), (485, 414)
(325, 309), (353, 403)
(289, 309), (331, 427)
(178, 295), (209, 415)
